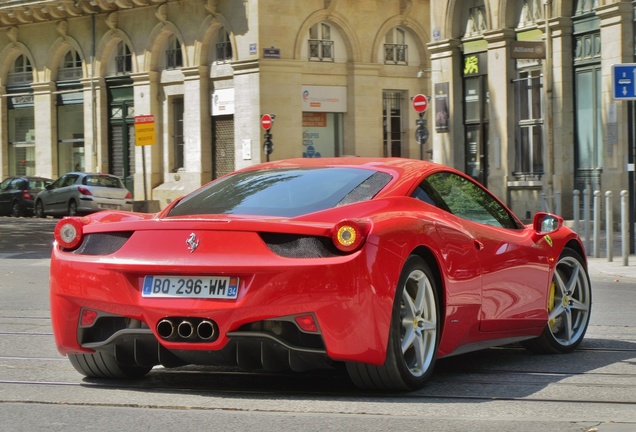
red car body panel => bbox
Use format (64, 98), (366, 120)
(49, 157), (586, 369)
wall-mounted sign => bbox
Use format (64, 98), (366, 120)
(511, 41), (546, 59)
(263, 47), (280, 59)
(301, 86), (347, 112)
(463, 52), (488, 77)
(434, 82), (449, 133)
(211, 88), (235, 116)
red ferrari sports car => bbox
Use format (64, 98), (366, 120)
(50, 157), (591, 391)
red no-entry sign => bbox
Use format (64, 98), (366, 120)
(261, 114), (273, 130)
(412, 94), (429, 113)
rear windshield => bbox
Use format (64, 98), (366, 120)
(28, 179), (51, 189)
(83, 175), (124, 188)
(168, 167), (392, 217)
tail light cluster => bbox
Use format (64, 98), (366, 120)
(331, 219), (368, 253)
(77, 186), (92, 196)
(54, 217), (88, 250)
(22, 190), (33, 200)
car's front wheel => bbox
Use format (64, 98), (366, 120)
(523, 247), (592, 354)
(34, 200), (45, 218)
(68, 352), (152, 379)
(346, 255), (440, 391)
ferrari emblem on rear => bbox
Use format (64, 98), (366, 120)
(186, 233), (199, 253)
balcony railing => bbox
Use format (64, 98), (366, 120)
(309, 40), (334, 61)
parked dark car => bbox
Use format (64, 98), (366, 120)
(35, 172), (133, 218)
(0, 176), (53, 217)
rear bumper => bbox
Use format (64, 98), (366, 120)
(49, 241), (399, 366)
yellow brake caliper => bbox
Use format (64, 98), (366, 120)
(548, 281), (556, 327)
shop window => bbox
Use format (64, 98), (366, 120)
(166, 34), (183, 69)
(384, 28), (408, 65)
(309, 23), (334, 61)
(382, 91), (404, 158)
(172, 97), (184, 171)
(301, 112), (343, 158)
(513, 70), (543, 180)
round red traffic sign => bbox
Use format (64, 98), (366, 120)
(261, 114), (273, 130)
(412, 94), (428, 113)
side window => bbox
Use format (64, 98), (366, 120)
(0, 179), (10, 190)
(423, 172), (520, 229)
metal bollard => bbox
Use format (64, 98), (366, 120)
(584, 187), (590, 254)
(606, 191), (613, 262)
(573, 190), (580, 235)
(593, 190), (600, 258)
(621, 190), (629, 266)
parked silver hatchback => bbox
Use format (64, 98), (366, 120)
(35, 172), (133, 217)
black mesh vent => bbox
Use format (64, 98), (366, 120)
(260, 233), (340, 258)
(71, 232), (133, 255)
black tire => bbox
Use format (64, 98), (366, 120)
(11, 201), (22, 217)
(523, 247), (592, 354)
(34, 200), (45, 218)
(346, 255), (440, 391)
(68, 352), (152, 379)
(68, 200), (78, 216)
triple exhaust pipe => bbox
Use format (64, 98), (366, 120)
(156, 317), (217, 342)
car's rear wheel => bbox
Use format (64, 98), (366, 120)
(11, 201), (22, 217)
(34, 200), (45, 218)
(68, 352), (152, 379)
(68, 200), (77, 216)
(346, 255), (440, 391)
(523, 247), (591, 354)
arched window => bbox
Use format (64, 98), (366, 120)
(384, 28), (407, 64)
(309, 23), (333, 61)
(59, 50), (83, 81)
(518, 0), (544, 27)
(8, 54), (33, 85)
(114, 41), (132, 74)
(166, 34), (183, 69)
(215, 28), (232, 62)
(462, 1), (488, 38)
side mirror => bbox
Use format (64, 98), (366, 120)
(533, 212), (563, 234)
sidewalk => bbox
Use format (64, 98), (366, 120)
(587, 255), (636, 279)
(582, 230), (636, 279)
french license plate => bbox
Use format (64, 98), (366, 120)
(142, 276), (239, 299)
(99, 203), (120, 209)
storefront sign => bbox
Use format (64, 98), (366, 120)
(511, 41), (545, 59)
(211, 88), (235, 116)
(463, 52), (487, 77)
(434, 82), (449, 132)
(301, 86), (347, 112)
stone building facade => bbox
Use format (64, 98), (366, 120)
(0, 0), (635, 221)
(0, 0), (431, 208)
(429, 0), (636, 220)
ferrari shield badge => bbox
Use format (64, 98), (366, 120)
(186, 233), (200, 253)
(544, 234), (553, 247)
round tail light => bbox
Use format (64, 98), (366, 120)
(54, 217), (87, 250)
(332, 219), (368, 253)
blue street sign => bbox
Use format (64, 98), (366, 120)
(612, 64), (636, 100)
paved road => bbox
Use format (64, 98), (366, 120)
(0, 216), (635, 432)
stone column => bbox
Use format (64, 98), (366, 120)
(182, 65), (211, 186)
(32, 81), (56, 178)
(427, 38), (462, 167)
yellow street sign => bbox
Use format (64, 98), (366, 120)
(134, 115), (156, 146)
